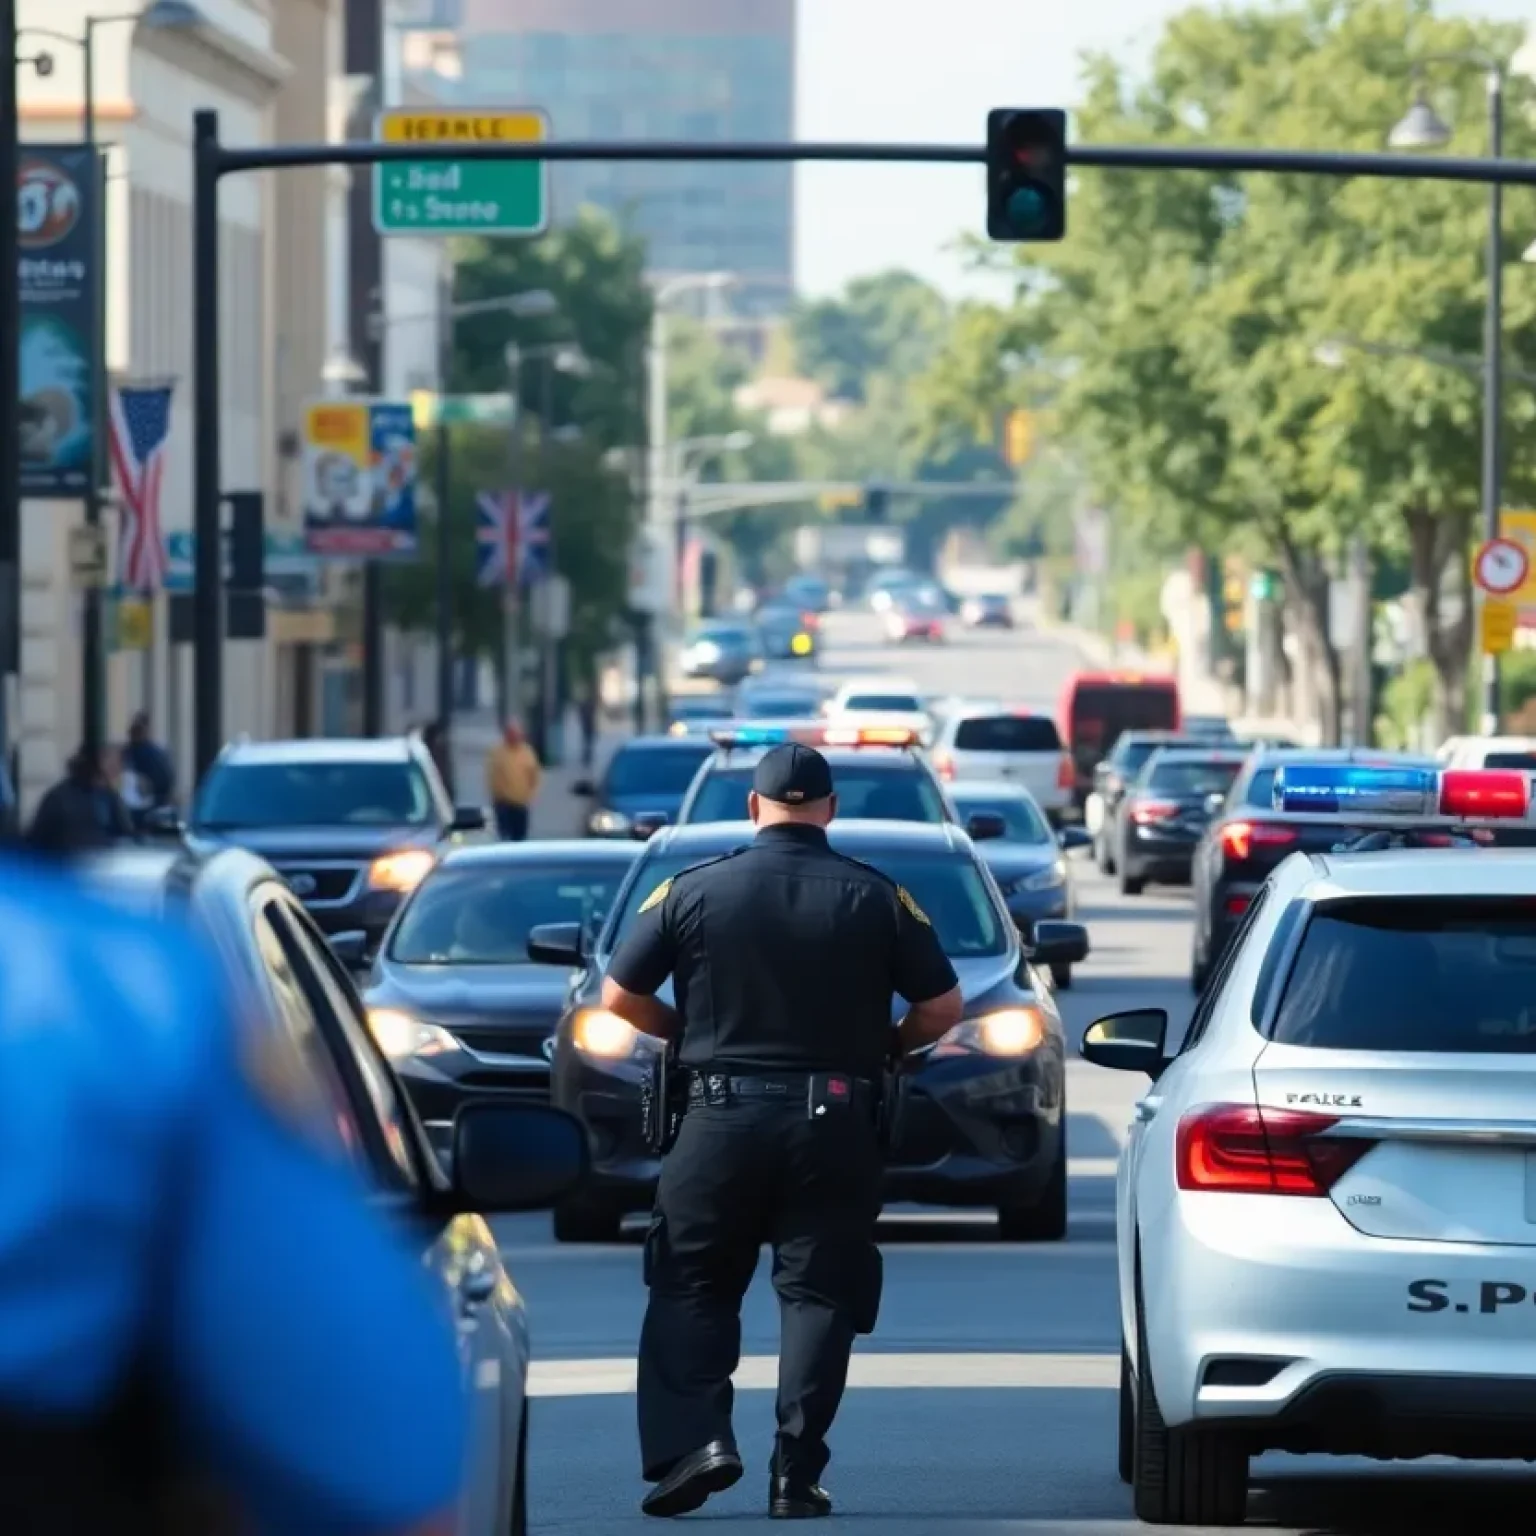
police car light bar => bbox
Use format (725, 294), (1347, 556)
(821, 726), (920, 747)
(707, 723), (828, 749)
(1272, 764), (1534, 820)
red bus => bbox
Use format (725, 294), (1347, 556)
(1056, 670), (1182, 807)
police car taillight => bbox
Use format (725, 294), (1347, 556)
(1176, 1104), (1373, 1196)
(1437, 769), (1531, 819)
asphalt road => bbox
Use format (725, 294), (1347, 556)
(497, 611), (1529, 1532)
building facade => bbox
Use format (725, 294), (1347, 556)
(448, 0), (796, 311)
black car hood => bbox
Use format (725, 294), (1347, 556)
(975, 843), (1062, 878)
(188, 824), (436, 859)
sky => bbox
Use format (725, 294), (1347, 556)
(793, 0), (1536, 299)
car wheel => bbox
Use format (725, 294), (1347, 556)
(1119, 864), (1145, 897)
(1118, 1341), (1134, 1484)
(1133, 1267), (1248, 1524)
(511, 1403), (529, 1536)
(1190, 929), (1210, 994)
(1050, 961), (1073, 991)
(553, 1196), (622, 1243)
(997, 1132), (1067, 1242)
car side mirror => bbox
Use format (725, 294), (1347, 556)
(527, 921), (585, 968)
(1057, 825), (1092, 851)
(450, 1102), (589, 1212)
(142, 803), (183, 837)
(1028, 919), (1090, 966)
(1080, 1008), (1169, 1078)
(328, 929), (370, 967)
(966, 812), (1007, 841)
(450, 805), (486, 833)
(631, 811), (668, 840)
(571, 778), (596, 797)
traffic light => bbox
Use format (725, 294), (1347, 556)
(987, 109), (1067, 242)
(865, 484), (889, 523)
(1004, 409), (1034, 468)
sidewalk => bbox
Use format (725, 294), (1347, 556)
(450, 708), (632, 839)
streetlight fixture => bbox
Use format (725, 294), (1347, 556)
(1387, 54), (1509, 734)
(321, 348), (369, 391)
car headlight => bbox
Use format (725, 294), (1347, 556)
(930, 1006), (1045, 1059)
(790, 632), (813, 655)
(1014, 862), (1067, 894)
(572, 1007), (640, 1058)
(692, 641), (722, 663)
(368, 1008), (459, 1061)
(368, 848), (435, 892)
(589, 808), (632, 836)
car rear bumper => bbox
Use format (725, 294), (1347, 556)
(1143, 1189), (1536, 1455)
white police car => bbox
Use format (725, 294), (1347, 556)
(1085, 762), (1536, 1524)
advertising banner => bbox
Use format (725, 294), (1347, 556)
(18, 146), (100, 499)
(301, 397), (418, 557)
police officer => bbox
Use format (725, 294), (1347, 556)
(0, 851), (467, 1535)
(602, 741), (964, 1519)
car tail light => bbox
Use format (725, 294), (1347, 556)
(1056, 753), (1075, 790)
(1130, 799), (1180, 824)
(1224, 894), (1251, 917)
(1176, 1103), (1373, 1195)
(932, 749), (955, 781)
(1219, 820), (1298, 861)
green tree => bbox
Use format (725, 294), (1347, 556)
(791, 270), (950, 403)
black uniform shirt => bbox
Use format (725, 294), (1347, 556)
(607, 824), (959, 1079)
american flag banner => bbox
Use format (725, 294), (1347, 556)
(517, 491), (552, 589)
(108, 381), (174, 592)
(475, 490), (519, 589)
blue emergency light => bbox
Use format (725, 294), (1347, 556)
(708, 723), (793, 747)
(1272, 764), (1438, 816)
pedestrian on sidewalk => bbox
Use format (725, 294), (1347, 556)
(486, 720), (541, 842)
(26, 743), (135, 856)
(122, 711), (174, 832)
(574, 673), (598, 769)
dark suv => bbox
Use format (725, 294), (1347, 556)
(181, 736), (486, 951)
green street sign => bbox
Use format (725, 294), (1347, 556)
(372, 109), (549, 237)
(410, 392), (517, 430)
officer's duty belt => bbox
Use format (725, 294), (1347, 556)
(687, 1071), (877, 1108)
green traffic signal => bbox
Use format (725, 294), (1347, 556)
(987, 108), (1067, 243)
(1005, 186), (1053, 238)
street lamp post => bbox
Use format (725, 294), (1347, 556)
(1390, 56), (1507, 733)
(669, 431), (753, 621)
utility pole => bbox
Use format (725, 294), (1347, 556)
(0, 0), (21, 784)
(433, 261), (454, 788)
(500, 343), (522, 731)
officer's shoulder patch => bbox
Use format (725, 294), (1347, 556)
(897, 884), (931, 926)
(637, 877), (673, 915)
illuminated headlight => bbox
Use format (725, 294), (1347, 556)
(572, 1007), (640, 1059)
(589, 808), (632, 836)
(368, 848), (435, 892)
(690, 641), (722, 663)
(790, 632), (813, 656)
(1013, 862), (1067, 894)
(368, 1008), (458, 1061)
(931, 1006), (1045, 1059)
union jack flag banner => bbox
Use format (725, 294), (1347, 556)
(109, 381), (174, 592)
(475, 490), (519, 589)
(517, 491), (552, 589)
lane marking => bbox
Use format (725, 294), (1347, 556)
(529, 1350), (1118, 1398)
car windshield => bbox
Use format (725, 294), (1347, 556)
(610, 850), (1005, 956)
(606, 745), (712, 798)
(1484, 752), (1536, 770)
(1112, 739), (1168, 777)
(684, 764), (947, 824)
(951, 795), (1052, 844)
(840, 694), (924, 713)
(671, 697), (731, 720)
(1241, 766), (1278, 807)
(1270, 898), (1536, 1052)
(193, 761), (433, 828)
(954, 715), (1061, 752)
(693, 626), (750, 645)
(740, 696), (821, 719)
(1144, 759), (1244, 796)
(389, 865), (630, 965)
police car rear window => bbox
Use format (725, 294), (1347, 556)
(1269, 897), (1536, 1051)
(1146, 759), (1243, 795)
(842, 694), (924, 712)
(954, 715), (1061, 753)
(684, 767), (946, 825)
(610, 851), (1007, 956)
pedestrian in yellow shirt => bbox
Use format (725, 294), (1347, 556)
(486, 721), (541, 841)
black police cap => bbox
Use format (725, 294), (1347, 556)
(753, 742), (834, 805)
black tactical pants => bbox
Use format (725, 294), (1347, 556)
(637, 1098), (883, 1484)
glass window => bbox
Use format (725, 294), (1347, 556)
(1110, 738), (1164, 776)
(1242, 766), (1278, 807)
(1145, 759), (1244, 796)
(954, 715), (1062, 752)
(685, 766), (945, 825)
(195, 761), (432, 829)
(605, 745), (712, 798)
(738, 694), (821, 719)
(950, 794), (1051, 844)
(251, 906), (369, 1173)
(1270, 898), (1536, 1052)
(840, 694), (924, 713)
(1484, 752), (1536, 770)
(389, 864), (630, 964)
(611, 851), (1005, 957)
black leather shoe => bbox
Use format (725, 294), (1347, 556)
(769, 1473), (833, 1519)
(641, 1441), (743, 1518)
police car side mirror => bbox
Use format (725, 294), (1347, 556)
(1029, 919), (1089, 966)
(451, 1102), (589, 1212)
(528, 921), (585, 968)
(1080, 1008), (1168, 1077)
(329, 930), (370, 967)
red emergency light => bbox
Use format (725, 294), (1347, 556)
(1438, 769), (1531, 820)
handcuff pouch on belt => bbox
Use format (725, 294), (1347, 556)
(640, 1038), (687, 1155)
(877, 1049), (912, 1156)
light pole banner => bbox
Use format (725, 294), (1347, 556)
(18, 146), (100, 500)
(301, 397), (419, 557)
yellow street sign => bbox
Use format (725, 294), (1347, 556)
(1499, 512), (1536, 607)
(1481, 596), (1517, 655)
(818, 490), (861, 513)
(1004, 409), (1034, 468)
(117, 597), (152, 652)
